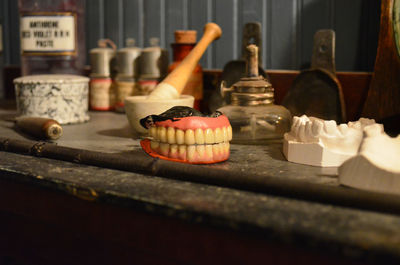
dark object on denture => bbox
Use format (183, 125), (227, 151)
(140, 106), (222, 129)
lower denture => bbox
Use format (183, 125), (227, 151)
(148, 140), (229, 163)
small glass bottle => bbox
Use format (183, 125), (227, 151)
(218, 44), (291, 144)
(18, 0), (86, 76)
(168, 30), (203, 110)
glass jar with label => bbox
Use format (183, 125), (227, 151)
(18, 0), (86, 76)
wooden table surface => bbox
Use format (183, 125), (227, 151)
(0, 107), (399, 265)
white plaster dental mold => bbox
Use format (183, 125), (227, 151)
(283, 115), (375, 167)
(339, 124), (400, 195)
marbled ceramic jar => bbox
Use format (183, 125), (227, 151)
(14, 75), (90, 124)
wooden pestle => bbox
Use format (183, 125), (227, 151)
(148, 23), (222, 100)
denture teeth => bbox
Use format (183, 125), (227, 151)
(185, 129), (195, 145)
(158, 126), (167, 142)
(160, 142), (169, 156)
(227, 126), (232, 141)
(195, 128), (205, 144)
(149, 126), (157, 139)
(170, 144), (178, 158)
(205, 144), (213, 159)
(150, 140), (159, 150)
(196, 145), (205, 157)
(151, 126), (232, 145)
(149, 140), (230, 163)
(205, 128), (215, 144)
(187, 145), (196, 161)
(222, 127), (228, 142)
(212, 143), (221, 156)
(176, 129), (185, 145)
(178, 144), (187, 160)
(214, 128), (223, 143)
(224, 142), (230, 152)
(167, 127), (176, 144)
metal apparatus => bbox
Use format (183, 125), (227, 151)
(218, 44), (291, 144)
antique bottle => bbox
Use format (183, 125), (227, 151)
(218, 44), (291, 144)
(18, 0), (86, 76)
(168, 30), (203, 110)
(89, 39), (116, 111)
(137, 38), (168, 95)
(115, 38), (141, 112)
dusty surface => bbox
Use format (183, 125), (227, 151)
(1, 109), (400, 264)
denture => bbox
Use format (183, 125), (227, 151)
(140, 106), (232, 164)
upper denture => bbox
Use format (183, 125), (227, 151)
(149, 124), (232, 145)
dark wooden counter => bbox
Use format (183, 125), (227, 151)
(1, 108), (400, 265)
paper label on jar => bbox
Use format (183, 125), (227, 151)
(137, 80), (158, 95)
(20, 12), (76, 55)
(90, 79), (115, 111)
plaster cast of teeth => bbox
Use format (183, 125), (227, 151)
(140, 106), (232, 164)
(283, 115), (375, 167)
(339, 124), (400, 195)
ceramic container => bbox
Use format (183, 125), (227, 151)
(116, 38), (141, 79)
(139, 38), (168, 80)
(124, 95), (194, 135)
(14, 74), (90, 124)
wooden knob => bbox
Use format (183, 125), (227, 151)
(203, 22), (222, 42)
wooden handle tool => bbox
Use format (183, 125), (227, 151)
(148, 22), (222, 99)
(15, 116), (63, 140)
(282, 30), (346, 123)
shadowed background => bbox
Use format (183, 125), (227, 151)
(0, 0), (380, 97)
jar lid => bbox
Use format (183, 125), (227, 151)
(174, 30), (197, 43)
(14, 74), (89, 84)
(117, 46), (141, 54)
(90, 47), (116, 55)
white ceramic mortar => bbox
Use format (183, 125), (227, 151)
(124, 95), (194, 135)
